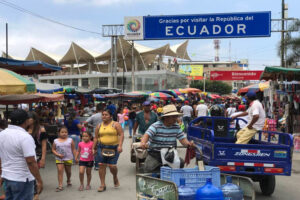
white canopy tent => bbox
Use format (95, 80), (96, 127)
(25, 47), (61, 65)
(170, 40), (191, 60)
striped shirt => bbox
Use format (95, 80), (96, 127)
(145, 121), (186, 151)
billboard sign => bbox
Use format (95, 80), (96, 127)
(125, 11), (271, 40)
(210, 71), (263, 81)
(179, 64), (203, 76)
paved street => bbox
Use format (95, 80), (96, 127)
(38, 130), (300, 200)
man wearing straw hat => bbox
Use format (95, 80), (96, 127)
(141, 105), (194, 172)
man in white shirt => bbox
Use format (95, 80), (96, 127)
(180, 101), (194, 132)
(225, 104), (236, 117)
(232, 91), (266, 144)
(196, 100), (208, 117)
(0, 109), (43, 200)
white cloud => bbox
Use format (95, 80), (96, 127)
(0, 17), (110, 60)
(53, 0), (182, 6)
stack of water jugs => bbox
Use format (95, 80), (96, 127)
(178, 176), (243, 200)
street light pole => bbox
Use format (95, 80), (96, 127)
(281, 0), (285, 68)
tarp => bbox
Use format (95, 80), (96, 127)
(35, 82), (64, 94)
(260, 66), (300, 81)
(0, 93), (64, 105)
(25, 47), (60, 65)
(0, 57), (61, 75)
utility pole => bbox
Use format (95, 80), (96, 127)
(281, 0), (285, 68)
(131, 41), (135, 91)
(6, 23), (8, 59)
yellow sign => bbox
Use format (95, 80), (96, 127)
(179, 64), (203, 76)
(190, 65), (203, 76)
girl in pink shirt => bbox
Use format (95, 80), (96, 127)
(75, 132), (94, 191)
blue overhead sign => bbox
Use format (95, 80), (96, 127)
(124, 12), (271, 40)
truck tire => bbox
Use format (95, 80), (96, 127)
(259, 175), (276, 196)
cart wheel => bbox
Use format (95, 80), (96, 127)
(259, 175), (276, 196)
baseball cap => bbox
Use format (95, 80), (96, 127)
(238, 105), (246, 111)
(184, 100), (189, 104)
(143, 101), (151, 106)
(246, 91), (257, 99)
(200, 100), (205, 103)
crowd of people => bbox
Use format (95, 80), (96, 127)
(0, 90), (266, 199)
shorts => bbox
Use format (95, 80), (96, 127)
(79, 160), (94, 168)
(97, 144), (119, 165)
(55, 160), (73, 165)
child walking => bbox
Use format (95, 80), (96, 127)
(52, 126), (76, 192)
(75, 132), (94, 191)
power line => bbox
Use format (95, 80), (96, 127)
(0, 0), (101, 35)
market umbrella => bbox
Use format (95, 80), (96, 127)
(149, 92), (173, 100)
(175, 95), (185, 102)
(169, 89), (183, 95)
(147, 97), (160, 103)
(238, 81), (270, 95)
(0, 68), (36, 95)
(180, 88), (201, 93)
(122, 91), (149, 98)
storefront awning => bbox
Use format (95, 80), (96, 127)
(260, 66), (300, 81)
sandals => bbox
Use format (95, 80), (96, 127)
(114, 178), (120, 188)
(78, 185), (84, 191)
(56, 186), (64, 192)
(67, 181), (72, 187)
(97, 185), (106, 192)
(86, 185), (91, 190)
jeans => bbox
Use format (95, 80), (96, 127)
(182, 116), (192, 132)
(128, 119), (135, 137)
(4, 179), (34, 200)
(69, 134), (80, 150)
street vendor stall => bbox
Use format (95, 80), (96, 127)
(261, 67), (300, 133)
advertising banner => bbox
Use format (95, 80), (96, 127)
(210, 71), (263, 81)
(125, 11), (271, 40)
(179, 64), (203, 76)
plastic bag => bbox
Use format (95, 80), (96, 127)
(161, 148), (180, 169)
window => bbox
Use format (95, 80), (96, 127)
(41, 80), (47, 83)
(99, 77), (108, 87)
(82, 78), (89, 87)
(63, 79), (70, 86)
(72, 79), (78, 87)
(50, 80), (54, 84)
(117, 77), (126, 85)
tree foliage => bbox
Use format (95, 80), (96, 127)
(190, 80), (232, 95)
(279, 20), (300, 66)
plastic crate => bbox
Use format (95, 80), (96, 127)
(160, 166), (220, 191)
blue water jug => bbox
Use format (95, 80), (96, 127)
(221, 176), (243, 200)
(178, 178), (195, 200)
(195, 178), (224, 200)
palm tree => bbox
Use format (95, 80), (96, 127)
(279, 20), (300, 66)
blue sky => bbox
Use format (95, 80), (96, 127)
(0, 0), (299, 69)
